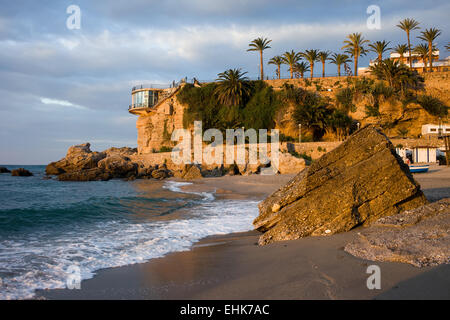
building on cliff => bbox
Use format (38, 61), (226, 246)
(128, 83), (187, 154)
(359, 51), (450, 75)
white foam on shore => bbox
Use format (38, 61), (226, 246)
(163, 180), (216, 201)
(0, 181), (258, 300)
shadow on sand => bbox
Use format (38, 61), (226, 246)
(375, 264), (450, 300)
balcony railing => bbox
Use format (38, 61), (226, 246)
(131, 80), (185, 92)
(128, 103), (154, 110)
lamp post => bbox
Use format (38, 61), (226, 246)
(299, 124), (302, 143)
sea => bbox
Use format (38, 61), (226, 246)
(0, 165), (259, 299)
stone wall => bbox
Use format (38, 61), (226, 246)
(281, 141), (342, 160)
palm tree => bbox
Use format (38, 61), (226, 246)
(282, 50), (302, 79)
(301, 49), (320, 79)
(247, 37), (272, 80)
(326, 109), (353, 141)
(369, 59), (424, 95)
(293, 61), (310, 79)
(414, 43), (431, 73)
(342, 33), (370, 76)
(393, 44), (408, 64)
(397, 18), (420, 68)
(214, 69), (251, 107)
(268, 56), (283, 79)
(418, 28), (441, 72)
(318, 51), (331, 77)
(294, 99), (330, 141)
(368, 40), (391, 62)
(330, 53), (351, 77)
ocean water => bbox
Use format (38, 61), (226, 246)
(0, 165), (259, 299)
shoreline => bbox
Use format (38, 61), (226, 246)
(36, 167), (450, 300)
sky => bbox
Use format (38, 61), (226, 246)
(0, 0), (449, 164)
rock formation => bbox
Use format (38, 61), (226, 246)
(254, 125), (428, 245)
(181, 164), (203, 180)
(11, 168), (33, 176)
(46, 143), (138, 181)
(0, 167), (11, 173)
(276, 153), (306, 174)
(46, 143), (106, 176)
(345, 198), (450, 267)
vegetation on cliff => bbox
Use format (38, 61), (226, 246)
(179, 80), (280, 132)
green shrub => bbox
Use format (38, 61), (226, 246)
(371, 81), (395, 100)
(289, 150), (312, 164)
(280, 133), (296, 142)
(335, 88), (355, 113)
(396, 128), (409, 138)
(417, 94), (448, 117)
(352, 77), (374, 95)
(159, 146), (173, 153)
(365, 104), (380, 117)
(178, 81), (280, 133)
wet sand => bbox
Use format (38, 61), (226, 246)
(37, 165), (450, 300)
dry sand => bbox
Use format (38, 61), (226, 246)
(37, 165), (450, 300)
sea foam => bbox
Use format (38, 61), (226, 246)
(0, 178), (259, 299)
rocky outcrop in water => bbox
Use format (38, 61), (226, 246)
(11, 168), (33, 176)
(46, 143), (106, 176)
(345, 198), (450, 267)
(0, 167), (11, 173)
(254, 125), (428, 245)
(47, 141), (309, 182)
(46, 143), (136, 181)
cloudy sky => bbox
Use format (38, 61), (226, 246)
(0, 0), (449, 164)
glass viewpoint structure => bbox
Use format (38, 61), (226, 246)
(128, 83), (181, 115)
(129, 87), (163, 114)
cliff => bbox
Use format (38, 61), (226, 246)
(132, 72), (449, 158)
(268, 72), (450, 141)
(135, 87), (185, 154)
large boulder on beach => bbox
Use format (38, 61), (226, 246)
(345, 198), (450, 267)
(254, 125), (428, 246)
(182, 164), (203, 180)
(11, 168), (33, 176)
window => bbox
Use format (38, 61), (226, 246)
(429, 128), (437, 132)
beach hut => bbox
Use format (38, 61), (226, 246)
(412, 147), (436, 163)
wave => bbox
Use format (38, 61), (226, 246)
(0, 179), (259, 299)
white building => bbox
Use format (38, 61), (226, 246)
(421, 124), (450, 136)
(412, 146), (437, 163)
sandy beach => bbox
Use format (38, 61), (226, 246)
(37, 165), (450, 300)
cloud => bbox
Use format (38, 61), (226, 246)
(0, 0), (449, 164)
(40, 97), (89, 110)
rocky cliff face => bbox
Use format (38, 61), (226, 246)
(254, 125), (428, 245)
(269, 73), (450, 141)
(135, 93), (185, 154)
